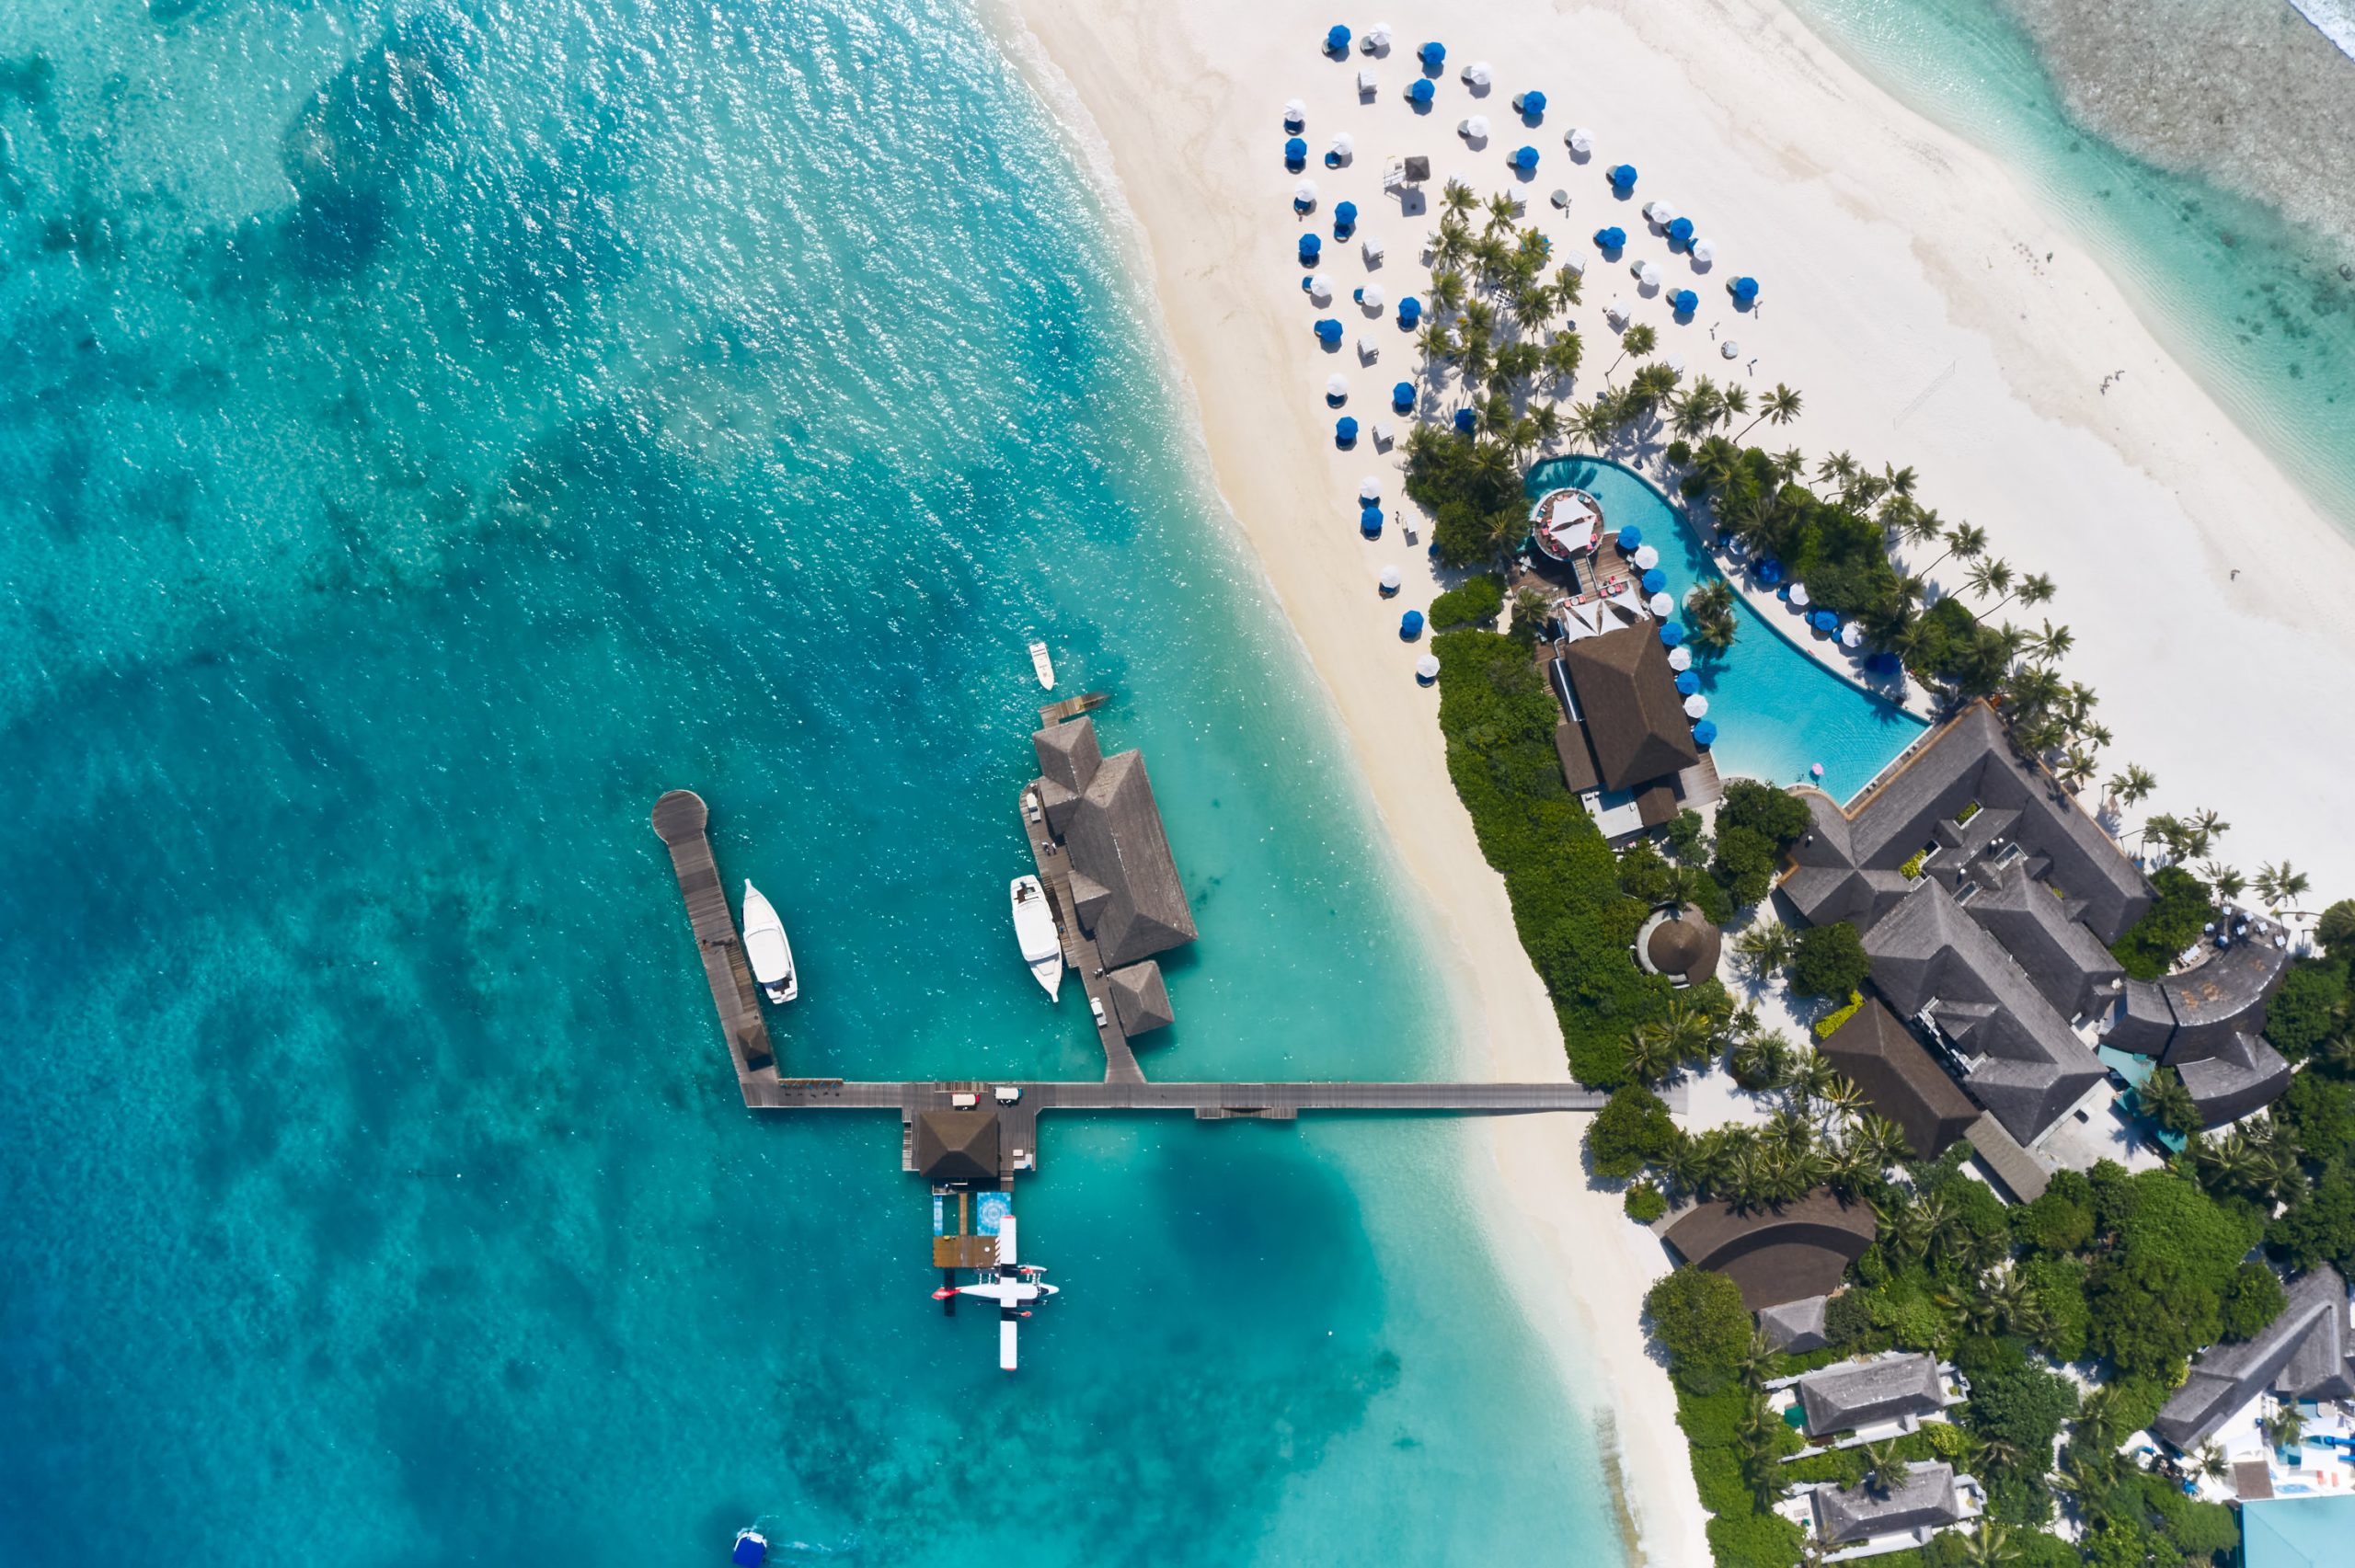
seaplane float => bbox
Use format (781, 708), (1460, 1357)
(930, 1214), (1060, 1372)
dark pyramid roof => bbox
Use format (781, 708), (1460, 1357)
(1557, 625), (1701, 792)
(1107, 961), (1175, 1035)
(1062, 749), (1198, 968)
(1795, 1354), (1947, 1439)
(1810, 1461), (1964, 1546)
(1660, 1188), (1878, 1310)
(1643, 905), (1723, 987)
(912, 1109), (1001, 1183)
(2154, 1265), (2355, 1450)
(1821, 998), (1981, 1158)
(1033, 716), (1104, 794)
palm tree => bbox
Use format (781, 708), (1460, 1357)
(1816, 1073), (1867, 1127)
(1920, 521), (1988, 578)
(1605, 322), (1658, 383)
(2055, 747), (2098, 793)
(1542, 330), (1582, 383)
(1952, 1519), (2020, 1567)
(1859, 1438), (1904, 1498)
(1843, 1115), (1909, 1173)
(1717, 383), (1750, 431)
(1684, 579), (1739, 652)
(2254, 861), (2311, 914)
(1427, 268), (1469, 315)
(1986, 569), (2053, 616)
(1770, 447), (1807, 485)
(2266, 1400), (2307, 1452)
(1527, 401), (1562, 451)
(2137, 1065), (2201, 1138)
(1732, 383), (1801, 441)
(1963, 556), (2014, 607)
(2182, 807), (2230, 859)
(1730, 1030), (1795, 1091)
(1569, 399), (1615, 450)
(1814, 450), (1857, 490)
(1552, 264), (1584, 310)
(2105, 763), (2156, 811)
(2026, 619), (2073, 662)
(2200, 862), (2246, 901)
(1441, 179), (1478, 220)
(1483, 189), (1520, 235)
(1891, 503), (1945, 558)
(1415, 321), (1456, 367)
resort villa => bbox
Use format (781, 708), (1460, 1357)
(1031, 713), (1196, 1017)
(1757, 1355), (1984, 1562)
(1792, 1461), (1987, 1562)
(2152, 1264), (2355, 1458)
(1544, 595), (1721, 843)
(1767, 1352), (1970, 1451)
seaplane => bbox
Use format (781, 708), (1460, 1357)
(929, 1215), (1059, 1371)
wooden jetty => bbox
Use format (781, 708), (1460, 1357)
(651, 789), (776, 1081)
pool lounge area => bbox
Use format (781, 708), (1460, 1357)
(1524, 455), (1926, 804)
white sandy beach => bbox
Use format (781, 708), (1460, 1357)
(994, 0), (2355, 1560)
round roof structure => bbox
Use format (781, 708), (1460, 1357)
(1637, 903), (1724, 988)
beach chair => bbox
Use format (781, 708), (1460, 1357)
(1357, 68), (1379, 97)
(1355, 335), (1379, 362)
(1381, 156), (1407, 195)
(1369, 419), (1396, 450)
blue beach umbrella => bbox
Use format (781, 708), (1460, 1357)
(1336, 416), (1360, 446)
(1659, 621), (1685, 647)
(1617, 525), (1643, 551)
(1453, 407), (1477, 434)
(1512, 145), (1539, 174)
(1334, 200), (1359, 235)
(1692, 719), (1718, 746)
(1519, 89), (1547, 118)
(1361, 505), (1385, 535)
(1400, 609), (1426, 639)
(1674, 670), (1701, 696)
(1670, 289), (1698, 315)
(1397, 295), (1423, 327)
(1284, 136), (1308, 168)
(1640, 568), (1666, 593)
(1315, 317), (1343, 346)
(1407, 78), (1435, 107)
(1419, 41), (1447, 71)
(1731, 275), (1761, 304)
(1666, 216), (1695, 246)
(1326, 24), (1351, 55)
(1299, 234), (1322, 263)
(1866, 651), (1901, 678)
(1393, 381), (1417, 412)
(1594, 226), (1626, 250)
(1609, 163), (1638, 192)
(1811, 610), (1840, 634)
(1756, 557), (1783, 585)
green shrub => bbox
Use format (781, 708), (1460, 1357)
(2279, 1072), (2355, 1165)
(2318, 898), (2355, 956)
(2010, 1172), (2095, 1256)
(2100, 1373), (2172, 1442)
(2110, 865), (2215, 981)
(1711, 825), (1781, 909)
(1428, 573), (1506, 629)
(1404, 427), (1527, 568)
(1791, 921), (1872, 999)
(2223, 1260), (2288, 1340)
(2269, 1159), (2355, 1273)
(1718, 779), (1812, 849)
(1686, 1444), (1752, 1516)
(1625, 1182), (1669, 1224)
(1647, 1267), (1754, 1376)
(1705, 1510), (1804, 1568)
(2268, 960), (2349, 1059)
(2018, 1253), (2090, 1364)
(1812, 990), (1865, 1040)
(1823, 1290), (1878, 1348)
(1587, 1085), (1680, 1179)
(1674, 1384), (1754, 1448)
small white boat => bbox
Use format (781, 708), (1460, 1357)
(1010, 876), (1063, 1001)
(1028, 639), (1056, 690)
(740, 881), (797, 1004)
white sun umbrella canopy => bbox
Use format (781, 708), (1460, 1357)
(1665, 644), (1694, 671)
(1361, 476), (1384, 501)
(1645, 200), (1678, 226)
(1721, 339), (1740, 360)
(1306, 273), (1334, 301)
(1648, 591), (1676, 617)
(1359, 282), (1386, 309)
(1683, 694), (1709, 718)
(1460, 114), (1490, 140)
(1565, 126), (1593, 154)
(1330, 132), (1355, 161)
(1326, 373), (1350, 399)
(1367, 22), (1394, 51)
(1415, 653), (1442, 681)
(1295, 179), (1318, 206)
(1840, 622), (1865, 648)
(1381, 564), (1403, 590)
(1789, 582), (1811, 607)
(1463, 60), (1493, 87)
(1634, 259), (1662, 288)
(1283, 97), (1307, 127)
(1691, 237), (1716, 264)
(1632, 544), (1660, 570)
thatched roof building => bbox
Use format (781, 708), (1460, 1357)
(1660, 1188), (1878, 1310)
(1032, 716), (1198, 969)
(912, 1109), (1000, 1184)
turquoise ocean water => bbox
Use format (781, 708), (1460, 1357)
(1782, 0), (2355, 528)
(0, 3), (1621, 1563)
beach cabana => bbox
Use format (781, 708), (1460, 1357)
(1692, 719), (1717, 746)
(1731, 275), (1760, 304)
(1609, 163), (1638, 191)
(1691, 238), (1716, 265)
(1617, 525), (1643, 550)
(1659, 621), (1684, 647)
(1419, 41), (1446, 72)
(1356, 67), (1378, 95)
(1406, 77), (1434, 107)
(1515, 89), (1546, 118)
(1392, 381), (1416, 412)
(1463, 60), (1492, 87)
(1335, 416), (1360, 447)
(1665, 644), (1693, 671)
(1325, 25), (1351, 56)
(1396, 295), (1423, 327)
(1379, 564), (1402, 595)
(1360, 504), (1384, 534)
(1460, 114), (1489, 141)
(1284, 136), (1308, 169)
(1314, 317), (1343, 346)
(1669, 288), (1698, 315)
(1511, 145), (1539, 174)
(1674, 670), (1700, 696)
(1400, 609), (1425, 639)
(1327, 133), (1355, 167)
(1594, 225), (1626, 250)
(1283, 98), (1306, 131)
(1333, 199), (1359, 234)
(1326, 374), (1350, 404)
(1683, 694), (1708, 718)
(1666, 216), (1695, 246)
(1415, 653), (1441, 685)
(1453, 406), (1477, 434)
(1565, 126), (1592, 155)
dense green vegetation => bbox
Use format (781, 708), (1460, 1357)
(1426, 572), (1505, 630)
(2110, 865), (2218, 981)
(1710, 779), (1812, 908)
(1790, 921), (1872, 999)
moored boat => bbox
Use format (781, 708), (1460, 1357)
(740, 881), (797, 1004)
(1028, 639), (1056, 689)
(1010, 875), (1063, 1000)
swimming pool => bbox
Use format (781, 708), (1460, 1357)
(1527, 455), (1927, 803)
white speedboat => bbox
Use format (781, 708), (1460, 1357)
(1010, 875), (1063, 1001)
(1028, 639), (1056, 690)
(740, 881), (797, 1004)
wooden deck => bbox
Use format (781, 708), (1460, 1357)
(651, 790), (777, 1082)
(746, 1077), (1635, 1115)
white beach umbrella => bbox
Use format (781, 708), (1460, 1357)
(1460, 114), (1490, 141)
(1463, 61), (1493, 87)
(1683, 694), (1709, 718)
(1720, 339), (1740, 360)
(1634, 259), (1662, 289)
(1306, 273), (1333, 301)
(1789, 582), (1811, 607)
(1283, 97), (1307, 127)
(1326, 374), (1350, 400)
(1565, 126), (1593, 155)
(1359, 283), (1386, 310)
(1632, 544), (1660, 570)
(1840, 622), (1864, 648)
(1367, 22), (1394, 51)
(1647, 200), (1678, 226)
(1691, 238), (1716, 264)
(1666, 645), (1694, 671)
(1416, 653), (1442, 681)
(1361, 477), (1384, 501)
(1361, 235), (1385, 263)
(1650, 591), (1676, 618)
(1295, 179), (1318, 205)
(1330, 132), (1355, 160)
(1380, 564), (1403, 591)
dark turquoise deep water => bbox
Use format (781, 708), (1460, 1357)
(0, 2), (1617, 1563)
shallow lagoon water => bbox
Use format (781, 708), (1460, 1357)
(0, 2), (1620, 1562)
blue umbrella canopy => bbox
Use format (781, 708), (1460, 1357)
(1326, 24), (1351, 53)
(1397, 295), (1423, 325)
(1298, 234), (1322, 261)
(1866, 651), (1901, 677)
(1666, 216), (1695, 245)
(1658, 621), (1685, 647)
(1522, 89), (1547, 115)
(1594, 225), (1626, 249)
(1640, 568), (1666, 593)
(1419, 41), (1447, 68)
(1315, 317), (1343, 344)
(1617, 525), (1643, 550)
(1512, 145), (1539, 172)
(1692, 719), (1718, 746)
(1453, 407), (1477, 433)
(1674, 670), (1701, 696)
(1400, 609), (1426, 638)
(1670, 289), (1698, 314)
(1285, 136), (1308, 163)
(1334, 200), (1359, 227)
(1609, 163), (1638, 190)
(1811, 610), (1839, 633)
(1392, 381), (1417, 408)
(1756, 556), (1783, 584)
(1407, 78), (1435, 105)
(1361, 504), (1384, 529)
(1731, 276), (1760, 302)
(1336, 416), (1360, 443)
